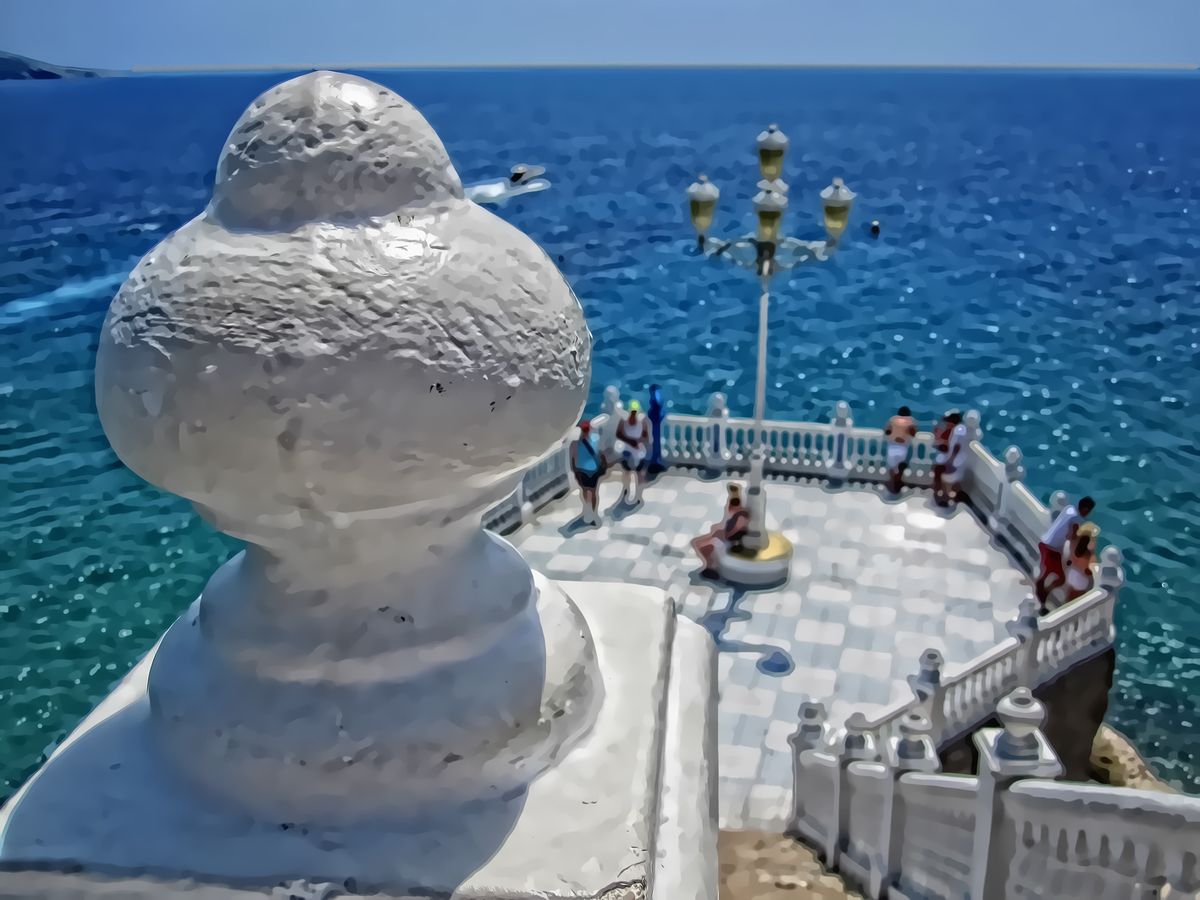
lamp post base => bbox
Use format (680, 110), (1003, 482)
(715, 531), (793, 588)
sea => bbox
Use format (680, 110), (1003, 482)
(1, 68), (1198, 801)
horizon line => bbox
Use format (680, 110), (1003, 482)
(127, 61), (1199, 74)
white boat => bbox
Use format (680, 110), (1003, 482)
(463, 163), (550, 205)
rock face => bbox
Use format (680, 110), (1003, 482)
(93, 69), (600, 824)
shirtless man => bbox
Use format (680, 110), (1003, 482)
(884, 405), (918, 494)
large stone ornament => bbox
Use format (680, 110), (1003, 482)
(94, 71), (601, 823)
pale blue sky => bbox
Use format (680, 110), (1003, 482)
(2, 0), (1198, 70)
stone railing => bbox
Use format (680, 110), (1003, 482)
(865, 578), (1120, 750)
(790, 691), (1200, 900)
(485, 391), (1122, 749)
(656, 405), (943, 486)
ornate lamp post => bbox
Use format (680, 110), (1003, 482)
(685, 125), (856, 585)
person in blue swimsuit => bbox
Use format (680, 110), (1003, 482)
(570, 419), (605, 525)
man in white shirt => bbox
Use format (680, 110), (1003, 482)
(1035, 495), (1095, 606)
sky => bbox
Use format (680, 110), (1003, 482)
(2, 0), (1198, 70)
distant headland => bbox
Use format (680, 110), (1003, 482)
(0, 51), (124, 80)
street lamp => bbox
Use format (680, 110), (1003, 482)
(684, 125), (857, 586)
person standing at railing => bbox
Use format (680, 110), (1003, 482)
(1062, 522), (1099, 605)
(615, 400), (652, 505)
(932, 409), (964, 506)
(1035, 495), (1095, 608)
(569, 419), (605, 526)
(884, 405), (918, 494)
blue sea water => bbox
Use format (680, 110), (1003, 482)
(1, 69), (1198, 800)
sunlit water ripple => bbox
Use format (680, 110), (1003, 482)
(1, 69), (1198, 799)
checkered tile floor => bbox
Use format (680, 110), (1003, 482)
(501, 470), (1030, 832)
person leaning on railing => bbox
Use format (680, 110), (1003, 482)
(1062, 522), (1099, 605)
(1035, 495), (1096, 611)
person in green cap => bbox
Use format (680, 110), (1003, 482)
(614, 398), (651, 504)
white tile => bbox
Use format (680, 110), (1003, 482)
(765, 719), (797, 753)
(839, 648), (893, 680)
(546, 554), (594, 575)
(944, 614), (997, 644)
(773, 666), (838, 703)
(517, 533), (565, 554)
(848, 605), (897, 628)
(808, 582), (853, 605)
(900, 594), (943, 616)
(719, 745), (763, 780)
(597, 541), (642, 560)
(720, 684), (777, 718)
(794, 620), (846, 646)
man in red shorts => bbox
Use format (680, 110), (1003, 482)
(1034, 495), (1095, 610)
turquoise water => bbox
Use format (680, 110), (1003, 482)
(1, 69), (1198, 800)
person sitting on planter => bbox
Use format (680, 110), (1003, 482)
(691, 482), (751, 578)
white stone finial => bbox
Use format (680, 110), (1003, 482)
(995, 688), (1046, 760)
(707, 391), (728, 417)
(833, 400), (852, 427)
(93, 71), (600, 824)
(1049, 490), (1069, 517)
(892, 711), (938, 769)
(1004, 446), (1026, 482)
(210, 71), (464, 230)
(791, 701), (828, 752)
(840, 711), (877, 760)
(1099, 545), (1125, 593)
(917, 648), (944, 684)
(964, 409), (982, 441)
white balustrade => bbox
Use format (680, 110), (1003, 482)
(889, 773), (980, 900)
(792, 748), (841, 853)
(839, 762), (892, 893)
(1001, 781), (1200, 898)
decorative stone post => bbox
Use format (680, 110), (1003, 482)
(1049, 490), (1069, 520)
(1006, 595), (1042, 688)
(705, 391), (730, 471)
(0, 71), (717, 900)
(1099, 545), (1125, 596)
(1003, 446), (1026, 483)
(969, 688), (1063, 900)
(990, 446), (1025, 532)
(789, 701), (838, 848)
(599, 384), (624, 462)
(830, 399), (853, 480)
(880, 712), (941, 899)
(964, 409), (982, 443)
(831, 711), (878, 867)
(907, 648), (946, 738)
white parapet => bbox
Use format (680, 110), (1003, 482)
(0, 71), (716, 899)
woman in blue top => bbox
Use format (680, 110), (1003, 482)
(570, 419), (605, 525)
